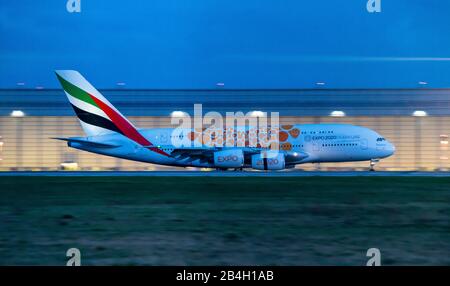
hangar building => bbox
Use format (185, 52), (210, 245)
(0, 88), (449, 171)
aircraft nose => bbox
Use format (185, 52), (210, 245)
(377, 140), (395, 158)
(387, 141), (396, 156)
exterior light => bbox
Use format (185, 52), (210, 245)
(412, 110), (427, 117)
(0, 136), (3, 161)
(171, 111), (188, 117)
(250, 111), (265, 117)
(116, 82), (126, 87)
(16, 82), (25, 87)
(418, 81), (428, 85)
(35, 86), (44, 90)
(60, 162), (79, 171)
(216, 82), (225, 87)
(330, 111), (346, 117)
(10, 110), (25, 117)
(316, 82), (326, 86)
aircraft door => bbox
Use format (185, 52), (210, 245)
(160, 132), (168, 144)
(313, 142), (320, 152)
(360, 139), (368, 150)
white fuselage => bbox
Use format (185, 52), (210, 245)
(68, 123), (395, 169)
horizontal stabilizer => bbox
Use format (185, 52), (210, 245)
(51, 137), (120, 148)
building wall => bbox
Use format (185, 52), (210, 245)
(0, 116), (448, 171)
(2, 88), (450, 116)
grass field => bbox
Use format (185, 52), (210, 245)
(0, 176), (449, 265)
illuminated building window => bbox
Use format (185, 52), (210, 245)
(0, 136), (3, 161)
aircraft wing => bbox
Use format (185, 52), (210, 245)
(170, 147), (308, 165)
(169, 147), (261, 164)
(169, 147), (217, 164)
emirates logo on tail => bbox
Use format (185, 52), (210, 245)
(55, 70), (169, 156)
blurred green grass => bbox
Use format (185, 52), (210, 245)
(0, 176), (449, 265)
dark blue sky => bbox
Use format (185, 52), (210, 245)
(1, 0), (450, 88)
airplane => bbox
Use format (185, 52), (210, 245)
(54, 70), (395, 171)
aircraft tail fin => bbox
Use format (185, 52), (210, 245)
(55, 70), (169, 156)
(55, 70), (138, 138)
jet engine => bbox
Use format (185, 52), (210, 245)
(214, 149), (244, 168)
(251, 152), (285, 170)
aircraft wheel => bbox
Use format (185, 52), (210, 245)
(369, 159), (379, 171)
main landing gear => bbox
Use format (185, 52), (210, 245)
(215, 167), (244, 171)
(369, 159), (380, 171)
(215, 168), (228, 171)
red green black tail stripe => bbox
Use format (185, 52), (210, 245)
(71, 104), (124, 135)
(57, 72), (168, 157)
(88, 94), (168, 156)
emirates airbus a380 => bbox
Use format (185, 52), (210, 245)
(54, 70), (395, 171)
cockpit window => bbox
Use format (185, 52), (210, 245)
(376, 137), (386, 142)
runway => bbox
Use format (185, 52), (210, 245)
(1, 171), (450, 177)
(1, 175), (449, 265)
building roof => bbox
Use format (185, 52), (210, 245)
(1, 88), (450, 116)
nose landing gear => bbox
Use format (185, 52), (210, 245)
(370, 159), (380, 171)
